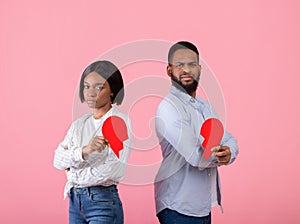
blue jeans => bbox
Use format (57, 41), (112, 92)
(68, 185), (123, 224)
(157, 208), (211, 224)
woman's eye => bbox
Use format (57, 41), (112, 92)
(84, 85), (89, 89)
(96, 86), (104, 91)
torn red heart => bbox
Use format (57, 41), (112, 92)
(200, 118), (224, 160)
(102, 116), (128, 158)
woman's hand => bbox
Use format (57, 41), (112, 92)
(82, 136), (108, 159)
(65, 168), (70, 175)
(63, 145), (70, 173)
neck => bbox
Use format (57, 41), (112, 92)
(190, 91), (196, 98)
(171, 79), (198, 99)
(93, 104), (112, 119)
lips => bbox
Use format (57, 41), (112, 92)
(180, 75), (193, 82)
(86, 99), (96, 104)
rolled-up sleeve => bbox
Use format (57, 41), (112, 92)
(156, 100), (207, 167)
(221, 130), (239, 165)
(203, 102), (239, 166)
(67, 117), (132, 186)
(53, 123), (85, 170)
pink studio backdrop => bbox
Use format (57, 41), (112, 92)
(1, 0), (300, 223)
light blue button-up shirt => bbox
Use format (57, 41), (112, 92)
(155, 86), (238, 217)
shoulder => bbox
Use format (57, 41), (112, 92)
(110, 107), (131, 124)
(156, 94), (183, 118)
(71, 113), (93, 127)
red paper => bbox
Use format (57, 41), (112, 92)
(200, 118), (224, 160)
(102, 116), (128, 158)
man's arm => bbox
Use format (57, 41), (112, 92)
(155, 100), (206, 167)
(216, 130), (239, 165)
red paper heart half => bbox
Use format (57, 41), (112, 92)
(102, 116), (128, 158)
(200, 118), (224, 160)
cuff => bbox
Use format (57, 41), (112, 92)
(66, 170), (76, 184)
(73, 147), (84, 162)
(226, 148), (236, 165)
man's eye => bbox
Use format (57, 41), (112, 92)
(176, 63), (184, 68)
(189, 63), (197, 67)
(84, 85), (89, 89)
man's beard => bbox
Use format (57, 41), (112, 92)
(171, 74), (199, 95)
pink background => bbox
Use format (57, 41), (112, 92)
(1, 0), (300, 223)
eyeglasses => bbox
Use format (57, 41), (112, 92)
(172, 62), (198, 69)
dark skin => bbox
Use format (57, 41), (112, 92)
(64, 72), (112, 170)
(168, 49), (231, 165)
(212, 146), (231, 165)
(81, 72), (112, 159)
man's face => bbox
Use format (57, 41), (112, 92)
(167, 49), (201, 94)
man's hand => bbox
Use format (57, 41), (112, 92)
(214, 145), (231, 165)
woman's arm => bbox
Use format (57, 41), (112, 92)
(53, 123), (85, 170)
(67, 118), (132, 186)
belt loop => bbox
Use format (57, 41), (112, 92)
(87, 187), (90, 196)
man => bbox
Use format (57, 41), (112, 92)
(155, 41), (238, 224)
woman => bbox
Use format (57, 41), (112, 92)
(54, 60), (131, 224)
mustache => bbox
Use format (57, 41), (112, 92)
(171, 74), (198, 94)
(179, 74), (194, 80)
(180, 72), (200, 81)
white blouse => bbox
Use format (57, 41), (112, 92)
(53, 107), (132, 198)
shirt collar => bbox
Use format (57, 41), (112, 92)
(170, 85), (203, 108)
(92, 106), (117, 122)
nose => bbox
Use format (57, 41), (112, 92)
(181, 64), (191, 74)
(87, 88), (97, 97)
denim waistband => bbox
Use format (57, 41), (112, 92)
(71, 185), (117, 195)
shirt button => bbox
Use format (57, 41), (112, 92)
(208, 173), (211, 176)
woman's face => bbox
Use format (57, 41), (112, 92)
(83, 72), (112, 109)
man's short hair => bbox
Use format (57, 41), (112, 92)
(168, 41), (199, 65)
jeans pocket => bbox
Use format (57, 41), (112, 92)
(67, 191), (72, 201)
(112, 192), (122, 206)
(89, 191), (114, 205)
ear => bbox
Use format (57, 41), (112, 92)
(167, 65), (172, 78)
